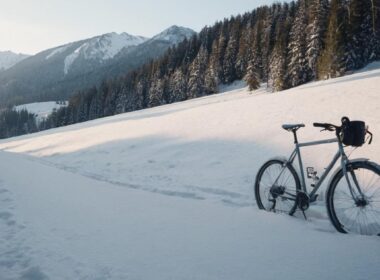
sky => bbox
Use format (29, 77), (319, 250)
(0, 0), (274, 55)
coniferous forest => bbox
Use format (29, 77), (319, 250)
(3, 0), (380, 135)
(0, 109), (38, 139)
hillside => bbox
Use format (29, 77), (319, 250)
(0, 26), (195, 105)
(0, 62), (379, 279)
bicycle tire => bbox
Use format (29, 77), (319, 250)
(326, 161), (380, 235)
(255, 159), (301, 214)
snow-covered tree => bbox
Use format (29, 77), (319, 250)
(169, 69), (188, 102)
(223, 19), (241, 83)
(318, 0), (351, 79)
(285, 0), (311, 87)
(268, 4), (292, 91)
(306, 0), (329, 78)
(349, 0), (375, 67)
(188, 46), (208, 98)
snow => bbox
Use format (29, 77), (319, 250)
(1, 64), (380, 279)
(15, 101), (67, 123)
(218, 79), (247, 93)
(150, 25), (195, 44)
(92, 32), (147, 60)
(45, 44), (71, 60)
(63, 33), (147, 75)
(0, 51), (29, 71)
(64, 44), (88, 75)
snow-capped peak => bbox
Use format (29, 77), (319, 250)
(82, 32), (147, 60)
(60, 32), (148, 75)
(150, 25), (196, 44)
(0, 50), (29, 71)
(43, 27), (194, 76)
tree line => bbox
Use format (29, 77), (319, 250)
(0, 108), (38, 139)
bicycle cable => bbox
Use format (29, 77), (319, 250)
(346, 146), (358, 159)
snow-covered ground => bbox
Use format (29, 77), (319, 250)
(1, 64), (380, 279)
(15, 101), (67, 123)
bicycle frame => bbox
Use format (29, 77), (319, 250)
(284, 137), (347, 198)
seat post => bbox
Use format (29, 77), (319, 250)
(292, 130), (299, 144)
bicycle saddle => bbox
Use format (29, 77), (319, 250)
(282, 124), (305, 131)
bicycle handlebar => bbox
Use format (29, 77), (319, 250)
(313, 122), (338, 131)
(313, 117), (372, 145)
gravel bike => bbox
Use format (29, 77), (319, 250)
(254, 117), (380, 235)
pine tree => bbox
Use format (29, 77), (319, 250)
(215, 28), (228, 83)
(349, 0), (374, 67)
(244, 18), (264, 89)
(223, 18), (241, 83)
(245, 61), (261, 90)
(187, 46), (208, 98)
(268, 4), (292, 91)
(148, 76), (165, 107)
(372, 0), (380, 58)
(204, 62), (218, 95)
(286, 0), (311, 87)
(317, 0), (351, 79)
(306, 0), (329, 78)
(235, 28), (250, 80)
(169, 69), (188, 102)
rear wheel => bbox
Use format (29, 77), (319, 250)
(327, 161), (380, 235)
(255, 159), (301, 214)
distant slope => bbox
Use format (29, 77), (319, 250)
(0, 26), (195, 105)
(0, 51), (29, 71)
(0, 62), (379, 280)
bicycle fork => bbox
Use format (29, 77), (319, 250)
(342, 159), (368, 206)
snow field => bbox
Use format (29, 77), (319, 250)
(0, 151), (379, 279)
(0, 63), (380, 279)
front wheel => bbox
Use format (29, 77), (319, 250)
(326, 161), (380, 235)
(255, 159), (301, 214)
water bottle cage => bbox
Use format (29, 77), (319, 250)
(307, 167), (319, 187)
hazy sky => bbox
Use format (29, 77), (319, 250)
(0, 0), (274, 55)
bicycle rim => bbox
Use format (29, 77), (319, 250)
(255, 160), (300, 213)
(329, 162), (380, 235)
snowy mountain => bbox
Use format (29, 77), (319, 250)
(0, 26), (195, 105)
(0, 51), (29, 71)
(150, 25), (195, 44)
(46, 32), (148, 75)
(0, 63), (379, 279)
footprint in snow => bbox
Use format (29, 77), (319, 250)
(0, 211), (13, 221)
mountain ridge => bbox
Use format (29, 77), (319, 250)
(0, 26), (196, 105)
(0, 51), (30, 71)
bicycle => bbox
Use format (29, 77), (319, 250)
(254, 117), (380, 235)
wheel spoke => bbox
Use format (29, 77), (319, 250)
(329, 163), (380, 235)
(255, 161), (299, 214)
